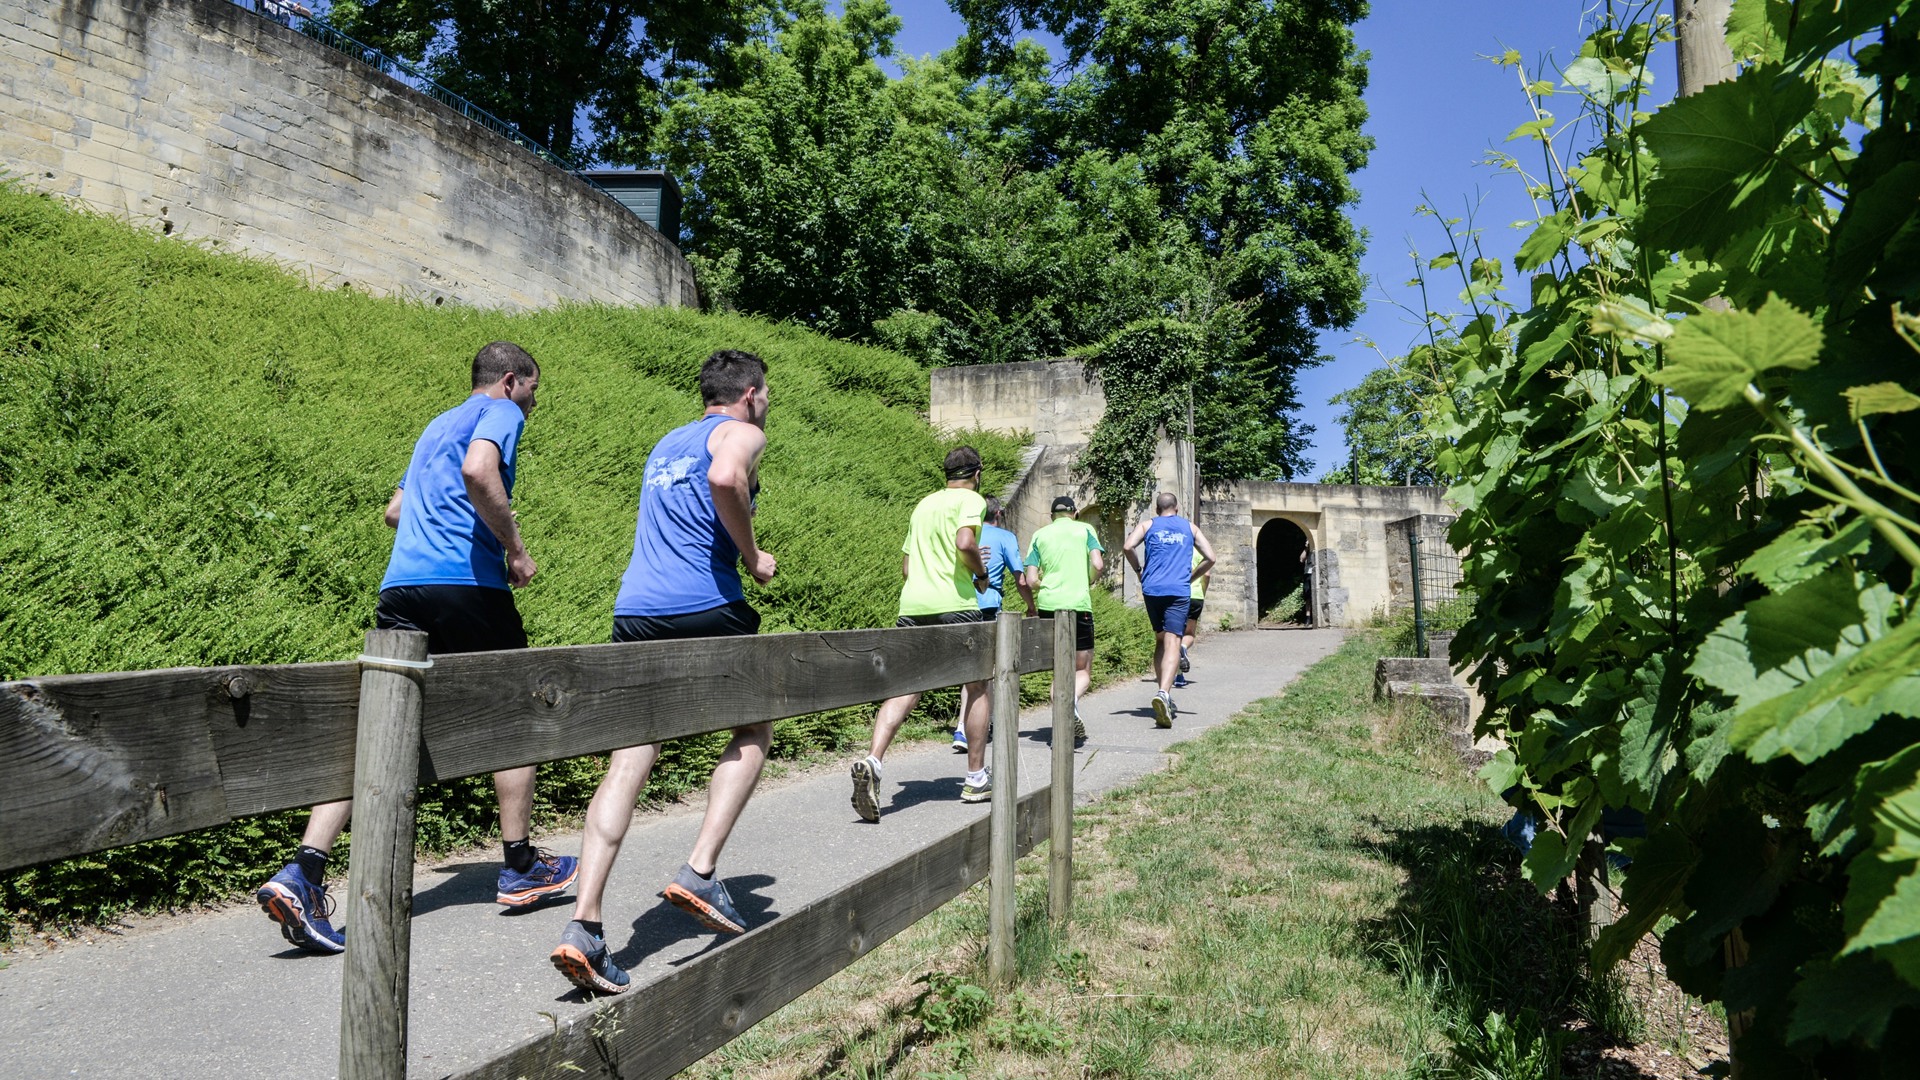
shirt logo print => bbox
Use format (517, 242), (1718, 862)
(646, 455), (700, 489)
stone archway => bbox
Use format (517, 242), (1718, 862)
(1256, 518), (1312, 624)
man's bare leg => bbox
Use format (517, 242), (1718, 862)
(688, 722), (772, 876)
(569, 745), (661, 924)
(494, 764), (536, 843)
(868, 691), (924, 762)
(960, 680), (989, 774)
(298, 799), (353, 851)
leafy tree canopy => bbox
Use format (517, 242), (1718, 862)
(326, 0), (1372, 482)
(1319, 350), (1457, 486)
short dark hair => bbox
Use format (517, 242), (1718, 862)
(699, 349), (767, 405)
(982, 496), (1003, 524)
(1155, 491), (1179, 513)
(472, 341), (538, 388)
(944, 446), (982, 480)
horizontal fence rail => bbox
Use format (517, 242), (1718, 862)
(0, 621), (1055, 873)
(452, 785), (1056, 1080)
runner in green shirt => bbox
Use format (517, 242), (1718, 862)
(852, 447), (993, 823)
(1177, 547), (1210, 688)
(1024, 495), (1105, 739)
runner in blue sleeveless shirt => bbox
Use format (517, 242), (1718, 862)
(553, 350), (777, 996)
(1123, 492), (1216, 728)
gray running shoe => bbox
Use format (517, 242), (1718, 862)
(550, 922), (630, 995)
(1152, 691), (1173, 729)
(960, 769), (993, 803)
(1179, 648), (1190, 673)
(662, 863), (746, 934)
(1072, 702), (1087, 744)
(851, 757), (882, 823)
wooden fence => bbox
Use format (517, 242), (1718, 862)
(0, 612), (1079, 1079)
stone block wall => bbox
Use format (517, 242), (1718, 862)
(1, 0), (698, 310)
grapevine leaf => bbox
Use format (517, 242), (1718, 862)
(1726, 0), (1791, 64)
(1828, 162), (1920, 309)
(1640, 66), (1818, 256)
(1788, 953), (1920, 1046)
(1427, 252), (1458, 271)
(1741, 516), (1872, 591)
(1844, 382), (1920, 420)
(1781, 0), (1905, 69)
(1594, 825), (1697, 968)
(1683, 810), (1793, 951)
(1515, 208), (1576, 271)
(1589, 296), (1674, 343)
(1845, 746), (1920, 987)
(1478, 748), (1523, 793)
(1506, 116), (1553, 143)
(1656, 295), (1823, 410)
(1522, 797), (1605, 890)
(1733, 604), (1920, 764)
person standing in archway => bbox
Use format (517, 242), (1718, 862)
(1123, 492), (1215, 727)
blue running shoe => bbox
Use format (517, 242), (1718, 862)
(497, 849), (578, 907)
(550, 921), (630, 995)
(952, 726), (968, 752)
(662, 863), (747, 934)
(257, 863), (345, 954)
(1173, 673), (1188, 689)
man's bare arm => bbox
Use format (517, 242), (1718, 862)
(709, 421), (776, 584)
(461, 440), (535, 587)
(1121, 520), (1149, 576)
(955, 526), (987, 576)
(384, 488), (403, 529)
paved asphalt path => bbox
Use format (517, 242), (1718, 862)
(0, 627), (1341, 1079)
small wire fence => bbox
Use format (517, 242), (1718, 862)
(1406, 516), (1464, 659)
(229, 1), (607, 193)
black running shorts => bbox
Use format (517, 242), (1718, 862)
(612, 599), (761, 642)
(895, 608), (985, 628)
(375, 585), (528, 654)
(1037, 608), (1094, 652)
(1186, 599), (1206, 626)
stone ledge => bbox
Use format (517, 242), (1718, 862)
(1373, 656), (1452, 701)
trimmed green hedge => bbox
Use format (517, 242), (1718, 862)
(0, 186), (1151, 936)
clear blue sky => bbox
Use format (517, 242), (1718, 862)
(878, 1), (1675, 478)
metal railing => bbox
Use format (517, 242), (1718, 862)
(229, 1), (607, 191)
(1406, 516), (1463, 659)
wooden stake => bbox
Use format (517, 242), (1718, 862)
(987, 611), (1021, 988)
(339, 628), (429, 1080)
(1048, 611), (1075, 930)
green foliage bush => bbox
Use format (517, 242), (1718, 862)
(0, 185), (1149, 936)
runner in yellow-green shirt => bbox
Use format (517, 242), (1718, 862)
(1024, 495), (1105, 741)
(852, 446), (993, 823)
(1177, 547), (1210, 688)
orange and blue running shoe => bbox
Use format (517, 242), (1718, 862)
(257, 863), (345, 954)
(497, 850), (578, 907)
(661, 863), (747, 934)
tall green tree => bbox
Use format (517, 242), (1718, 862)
(326, 0), (772, 162)
(1319, 352), (1455, 486)
(954, 0), (1373, 479)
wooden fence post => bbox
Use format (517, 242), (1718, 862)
(987, 611), (1021, 988)
(339, 628), (430, 1080)
(1048, 610), (1075, 930)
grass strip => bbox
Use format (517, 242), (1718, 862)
(683, 632), (1688, 1079)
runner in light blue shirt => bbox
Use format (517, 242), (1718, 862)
(954, 498), (1035, 751)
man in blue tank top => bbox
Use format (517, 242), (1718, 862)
(256, 341), (577, 955)
(551, 350), (777, 996)
(1122, 492), (1216, 728)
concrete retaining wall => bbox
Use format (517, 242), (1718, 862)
(1, 0), (698, 310)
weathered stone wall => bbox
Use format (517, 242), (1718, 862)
(1, 0), (698, 310)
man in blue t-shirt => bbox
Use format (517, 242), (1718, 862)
(256, 341), (577, 955)
(952, 497), (1033, 752)
(550, 350), (778, 996)
(1122, 492), (1216, 728)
